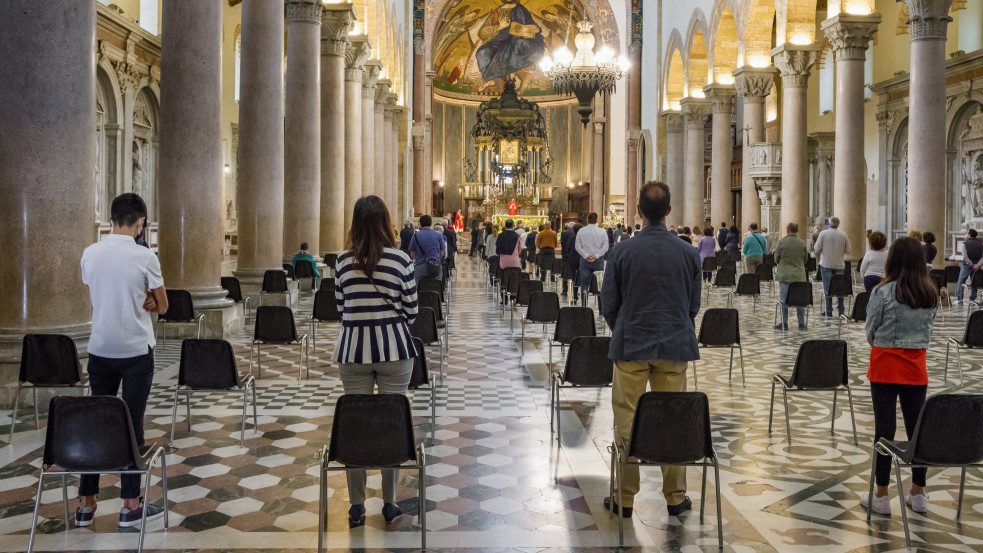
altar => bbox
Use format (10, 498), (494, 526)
(492, 213), (549, 229)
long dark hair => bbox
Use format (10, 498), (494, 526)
(347, 195), (395, 278)
(878, 236), (937, 309)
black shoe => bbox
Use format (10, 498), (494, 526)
(348, 504), (366, 528)
(382, 503), (403, 524)
(773, 324), (788, 330)
(75, 505), (96, 528)
(603, 496), (633, 518)
(799, 324), (808, 330)
(666, 496), (692, 516)
(118, 498), (164, 528)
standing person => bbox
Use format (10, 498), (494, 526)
(496, 219), (522, 270)
(679, 226), (693, 245)
(469, 223), (480, 257)
(442, 220), (457, 277)
(560, 222), (577, 299)
(725, 225), (740, 260)
(922, 232), (938, 267)
(399, 221), (414, 254)
(575, 212), (609, 305)
(613, 223), (623, 244)
(956, 228), (982, 304)
(808, 224), (822, 254)
(814, 216), (851, 316)
(334, 195), (418, 528)
(536, 222), (558, 282)
(716, 222), (728, 252)
(77, 193), (168, 528)
(697, 227), (716, 281)
(407, 214), (444, 281)
(860, 231), (889, 294)
(742, 223), (768, 275)
(861, 237), (938, 516)
(773, 223), (809, 330)
(484, 224), (499, 260)
(292, 242), (321, 289)
(601, 181), (701, 519)
(517, 225), (529, 270)
(526, 225), (539, 274)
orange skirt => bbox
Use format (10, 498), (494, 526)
(867, 347), (927, 386)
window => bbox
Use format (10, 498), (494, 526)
(234, 28), (242, 104)
(818, 50), (834, 116)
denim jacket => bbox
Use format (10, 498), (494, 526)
(865, 281), (937, 349)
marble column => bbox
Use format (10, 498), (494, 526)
(157, 0), (232, 323)
(591, 121), (605, 213)
(823, 12), (880, 259)
(772, 44), (820, 236)
(343, 36), (370, 234)
(374, 79), (391, 203)
(680, 98), (711, 229)
(318, 4), (354, 254)
(393, 106), (405, 219)
(901, 0), (953, 259)
(0, 1), (95, 378)
(704, 84), (737, 229)
(383, 98), (395, 215)
(733, 66), (776, 230)
(412, 38), (427, 215)
(361, 60), (381, 198)
(662, 111), (685, 226)
(235, 0), (285, 285)
(625, 43), (643, 226)
(283, 0), (322, 261)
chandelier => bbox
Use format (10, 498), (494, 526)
(465, 77), (552, 201)
(540, 19), (630, 125)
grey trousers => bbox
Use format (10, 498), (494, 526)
(338, 358), (414, 505)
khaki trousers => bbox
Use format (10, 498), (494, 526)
(612, 358), (689, 507)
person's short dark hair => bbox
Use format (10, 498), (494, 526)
(300, 242), (309, 251)
(703, 227), (713, 237)
(970, 229), (979, 238)
(749, 222), (758, 231)
(587, 212), (598, 224)
(721, 222), (726, 227)
(420, 214), (432, 227)
(787, 222), (799, 234)
(110, 193), (147, 228)
(617, 223), (622, 229)
(682, 227), (691, 235)
(505, 219), (515, 229)
(869, 231), (887, 251)
(638, 181), (670, 223)
(635, 224), (640, 230)
(923, 232), (936, 244)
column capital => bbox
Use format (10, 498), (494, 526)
(375, 78), (392, 107)
(344, 35), (371, 82)
(899, 0), (954, 41)
(661, 110), (684, 133)
(383, 93), (397, 120)
(733, 66), (776, 103)
(771, 44), (820, 88)
(392, 105), (404, 130)
(703, 84), (737, 113)
(821, 13), (882, 60)
(320, 2), (355, 56)
(285, 0), (322, 25)
(362, 59), (382, 95)
(679, 98), (711, 129)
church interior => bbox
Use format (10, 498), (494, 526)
(3, 0), (983, 551)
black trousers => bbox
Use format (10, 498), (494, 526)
(78, 348), (155, 499)
(538, 248), (554, 280)
(870, 381), (927, 487)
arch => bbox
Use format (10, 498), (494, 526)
(779, 0), (820, 46)
(95, 65), (121, 222)
(946, 94), (983, 229)
(710, 1), (739, 83)
(132, 87), (160, 220)
(664, 29), (686, 110)
(742, 0), (776, 66)
(234, 24), (241, 103)
(685, 10), (711, 96)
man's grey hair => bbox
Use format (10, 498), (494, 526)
(830, 217), (840, 228)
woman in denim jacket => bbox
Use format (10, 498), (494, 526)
(862, 237), (938, 516)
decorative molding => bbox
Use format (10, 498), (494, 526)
(112, 60), (145, 94)
(703, 84), (737, 114)
(733, 66), (776, 104)
(413, 37), (425, 57)
(412, 134), (425, 150)
(679, 98), (711, 129)
(344, 36), (371, 82)
(771, 44), (820, 88)
(362, 60), (382, 93)
(285, 0), (322, 25)
(822, 13), (881, 61)
(375, 79), (392, 106)
(901, 0), (954, 41)
(320, 3), (355, 57)
(662, 111), (684, 133)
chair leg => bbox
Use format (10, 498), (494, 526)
(781, 386), (792, 445)
(185, 391), (192, 433)
(944, 342), (951, 383)
(846, 387), (858, 446)
(27, 473), (43, 553)
(739, 345), (746, 387)
(241, 388), (247, 447)
(713, 462), (724, 551)
(957, 466), (967, 520)
(616, 448), (625, 547)
(768, 380), (776, 434)
(252, 384), (259, 434)
(170, 387), (179, 447)
(419, 463), (427, 550)
(957, 347), (964, 388)
(521, 321), (525, 355)
(866, 448), (877, 523)
(831, 389), (838, 435)
(8, 383), (21, 443)
(549, 376), (556, 443)
(61, 474), (69, 528)
(430, 385), (436, 447)
(728, 347), (734, 381)
(692, 360), (699, 390)
(894, 457), (912, 550)
(318, 459), (327, 553)
(32, 387), (39, 430)
(700, 464), (707, 523)
(138, 466), (153, 553)
(161, 454), (169, 529)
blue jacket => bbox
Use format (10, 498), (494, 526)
(865, 281), (937, 349)
(742, 232), (767, 257)
(292, 252), (320, 278)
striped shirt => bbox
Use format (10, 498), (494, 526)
(333, 248), (419, 364)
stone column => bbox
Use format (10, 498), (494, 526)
(384, 94), (397, 216)
(626, 131), (640, 225)
(772, 44), (820, 236)
(733, 66), (776, 230)
(591, 121), (605, 213)
(235, 0), (285, 287)
(901, 0), (953, 260)
(680, 98), (711, 229)
(662, 111), (685, 226)
(375, 79), (391, 202)
(393, 106), (406, 219)
(625, 43), (643, 226)
(361, 60), (381, 198)
(0, 1), (95, 380)
(318, 4), (354, 254)
(343, 36), (370, 234)
(704, 84), (737, 229)
(157, 0), (234, 337)
(283, 0), (322, 261)
(412, 38), (427, 215)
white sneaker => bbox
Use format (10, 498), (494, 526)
(860, 493), (891, 515)
(906, 493), (929, 514)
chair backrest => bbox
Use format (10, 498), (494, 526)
(928, 269), (946, 291)
(719, 258), (737, 272)
(588, 272), (600, 294)
(701, 257), (717, 272)
(698, 308), (740, 346)
(560, 262), (575, 279)
(908, 394), (983, 465)
(312, 287), (342, 322)
(756, 263), (774, 282)
(254, 305), (299, 343)
(19, 334), (82, 386)
(43, 395), (141, 471)
(327, 394), (416, 467)
(554, 307), (596, 344)
(262, 269), (289, 293)
(322, 253), (338, 269)
(962, 310), (983, 348)
(736, 273), (760, 295)
(552, 257), (565, 273)
(409, 307), (439, 344)
(763, 253), (775, 267)
(526, 291), (560, 323)
(562, 336), (613, 386)
(516, 279), (543, 305)
(419, 278), (444, 302)
(849, 292), (869, 322)
(418, 291), (444, 322)
(282, 263), (296, 279)
(294, 259), (316, 278)
(945, 265), (961, 284)
(805, 257), (817, 272)
(160, 289), (196, 322)
(627, 391), (714, 464)
(972, 269), (983, 288)
(828, 274), (854, 296)
(785, 281), (814, 307)
(487, 255), (500, 272)
(507, 272), (530, 296)
(789, 339), (849, 389)
(408, 337), (430, 389)
(713, 268), (736, 287)
(221, 276), (244, 303)
(179, 339), (241, 389)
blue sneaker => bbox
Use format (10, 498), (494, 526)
(118, 498), (164, 528)
(75, 505), (96, 528)
(382, 503), (403, 524)
(348, 504), (365, 528)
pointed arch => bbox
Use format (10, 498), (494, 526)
(741, 0), (776, 66)
(710, 0), (740, 83)
(664, 29), (686, 110)
(779, 0), (820, 46)
(685, 10), (711, 96)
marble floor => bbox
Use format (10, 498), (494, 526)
(2, 255), (983, 552)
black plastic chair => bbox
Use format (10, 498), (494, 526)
(966, 270), (983, 311)
(838, 291), (869, 338)
(511, 279), (543, 332)
(294, 259), (318, 292)
(261, 269), (293, 308)
(756, 263), (775, 295)
(156, 289), (204, 351)
(694, 309), (744, 388)
(769, 340), (857, 445)
(221, 276), (252, 321)
(409, 337), (437, 446)
(419, 290), (449, 354)
(409, 307), (444, 383)
(309, 286), (342, 352)
(944, 310), (983, 387)
(9, 334), (86, 443)
(321, 253), (338, 277)
(945, 265), (961, 285)
(28, 396), (168, 553)
(610, 391), (722, 549)
(866, 394), (983, 549)
(419, 277), (445, 305)
(805, 257), (817, 280)
(317, 394), (426, 552)
(705, 268), (736, 305)
(929, 268), (951, 312)
(585, 272), (602, 307)
(823, 274), (854, 315)
(251, 306), (309, 381)
(701, 257), (718, 273)
(773, 281), (814, 329)
(727, 273), (760, 312)
(486, 255), (500, 285)
(520, 291), (560, 353)
(171, 340), (257, 447)
(550, 257), (566, 291)
(282, 263), (296, 279)
(548, 307), (596, 367)
(550, 336), (612, 446)
(502, 270), (529, 311)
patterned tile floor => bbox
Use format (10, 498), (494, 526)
(2, 255), (983, 552)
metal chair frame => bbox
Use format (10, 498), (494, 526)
(944, 311), (983, 387)
(549, 337), (612, 447)
(250, 307), (310, 382)
(547, 308), (596, 368)
(773, 282), (814, 330)
(693, 309), (745, 389)
(221, 276), (252, 322)
(155, 290), (204, 352)
(409, 338), (437, 446)
(520, 291), (559, 354)
(8, 335), (88, 444)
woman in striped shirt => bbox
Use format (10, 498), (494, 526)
(332, 195), (418, 528)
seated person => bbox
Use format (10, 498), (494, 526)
(292, 242), (320, 287)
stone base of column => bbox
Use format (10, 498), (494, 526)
(0, 323), (90, 409)
(234, 268), (300, 307)
(155, 302), (245, 342)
